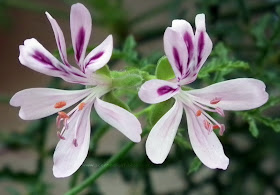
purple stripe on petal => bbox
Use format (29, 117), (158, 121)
(85, 51), (104, 69)
(173, 47), (183, 75)
(75, 27), (85, 62)
(184, 32), (194, 67)
(32, 51), (52, 65)
(197, 32), (204, 67)
(157, 85), (177, 96)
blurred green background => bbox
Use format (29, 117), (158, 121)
(0, 0), (280, 194)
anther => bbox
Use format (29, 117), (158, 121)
(73, 139), (78, 147)
(57, 131), (65, 140)
(196, 110), (202, 116)
(210, 97), (221, 104)
(215, 107), (225, 117)
(219, 124), (225, 136)
(78, 102), (86, 111)
(58, 111), (70, 119)
(54, 101), (67, 109)
(213, 125), (220, 129)
(203, 120), (212, 132)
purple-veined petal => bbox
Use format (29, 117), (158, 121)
(146, 100), (183, 164)
(180, 14), (213, 85)
(185, 106), (229, 170)
(70, 3), (92, 66)
(19, 38), (89, 84)
(46, 12), (69, 66)
(83, 35), (113, 73)
(94, 98), (142, 142)
(53, 102), (93, 178)
(164, 27), (189, 80)
(10, 88), (92, 120)
(187, 78), (269, 111)
(138, 79), (179, 104)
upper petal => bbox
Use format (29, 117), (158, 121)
(185, 106), (229, 170)
(10, 88), (92, 120)
(46, 12), (69, 66)
(83, 35), (113, 74)
(138, 79), (179, 104)
(187, 78), (269, 111)
(146, 100), (183, 164)
(164, 27), (189, 80)
(53, 102), (93, 178)
(70, 3), (92, 66)
(19, 38), (89, 84)
(94, 98), (142, 142)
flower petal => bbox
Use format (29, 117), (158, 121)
(185, 106), (229, 170)
(187, 78), (269, 110)
(83, 35), (113, 73)
(70, 3), (92, 66)
(53, 102), (93, 178)
(138, 79), (179, 104)
(10, 88), (92, 120)
(19, 38), (89, 84)
(46, 12), (69, 66)
(146, 100), (183, 164)
(164, 27), (189, 80)
(94, 98), (142, 142)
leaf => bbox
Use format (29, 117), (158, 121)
(102, 92), (131, 111)
(188, 157), (202, 175)
(248, 117), (259, 137)
(155, 56), (175, 80)
(174, 134), (192, 150)
(149, 98), (174, 126)
(96, 65), (111, 78)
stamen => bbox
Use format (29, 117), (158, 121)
(210, 97), (221, 104)
(215, 107), (225, 117)
(58, 111), (70, 119)
(196, 110), (202, 116)
(213, 125), (220, 129)
(203, 120), (213, 132)
(57, 131), (65, 140)
(54, 101), (67, 108)
(73, 139), (78, 147)
(219, 124), (225, 136)
(78, 102), (86, 110)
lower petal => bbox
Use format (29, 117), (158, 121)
(94, 98), (142, 142)
(185, 106), (229, 170)
(187, 78), (269, 110)
(138, 79), (179, 104)
(53, 102), (93, 178)
(10, 88), (92, 120)
(146, 100), (183, 164)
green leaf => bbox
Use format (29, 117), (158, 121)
(248, 117), (259, 137)
(123, 35), (137, 52)
(112, 73), (143, 88)
(188, 157), (202, 175)
(102, 92), (131, 111)
(174, 134), (192, 150)
(155, 56), (175, 80)
(96, 65), (111, 78)
(149, 98), (174, 126)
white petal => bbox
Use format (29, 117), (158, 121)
(83, 35), (113, 73)
(187, 78), (269, 110)
(164, 28), (189, 80)
(138, 79), (179, 104)
(185, 106), (229, 170)
(10, 88), (92, 120)
(53, 102), (93, 178)
(46, 12), (69, 66)
(70, 3), (92, 66)
(146, 100), (183, 164)
(94, 98), (142, 142)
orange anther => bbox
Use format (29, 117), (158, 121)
(58, 111), (69, 119)
(210, 97), (221, 104)
(213, 125), (220, 129)
(78, 102), (86, 111)
(54, 101), (67, 108)
(196, 110), (202, 116)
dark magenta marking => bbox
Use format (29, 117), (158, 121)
(184, 32), (194, 67)
(32, 51), (52, 65)
(197, 32), (204, 67)
(85, 51), (104, 69)
(157, 85), (177, 96)
(173, 47), (183, 75)
(75, 27), (85, 62)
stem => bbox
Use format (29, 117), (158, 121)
(65, 142), (135, 195)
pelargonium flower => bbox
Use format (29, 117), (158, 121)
(10, 3), (142, 178)
(138, 14), (268, 169)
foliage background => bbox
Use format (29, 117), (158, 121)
(0, 0), (280, 194)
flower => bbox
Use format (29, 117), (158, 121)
(10, 3), (142, 178)
(138, 14), (268, 169)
